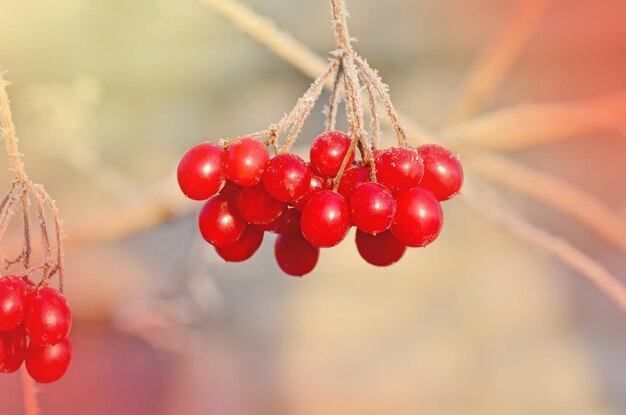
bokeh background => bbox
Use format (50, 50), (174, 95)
(1, 0), (626, 413)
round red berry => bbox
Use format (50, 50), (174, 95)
(218, 181), (242, 200)
(292, 167), (330, 211)
(417, 144), (464, 201)
(25, 287), (72, 346)
(236, 184), (286, 225)
(391, 187), (443, 247)
(215, 226), (264, 262)
(301, 190), (351, 248)
(225, 138), (270, 186)
(349, 182), (396, 234)
(355, 229), (406, 266)
(337, 165), (370, 199)
(198, 195), (247, 247)
(274, 231), (319, 277)
(309, 130), (354, 178)
(0, 276), (29, 331)
(177, 143), (225, 201)
(26, 337), (73, 384)
(263, 154), (311, 202)
(374, 147), (424, 192)
(0, 326), (27, 373)
(268, 208), (301, 235)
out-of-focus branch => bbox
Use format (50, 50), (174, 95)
(462, 186), (626, 314)
(443, 92), (626, 150)
(446, 0), (550, 124)
(466, 152), (626, 252)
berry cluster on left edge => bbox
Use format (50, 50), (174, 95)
(178, 132), (463, 277)
(0, 276), (73, 383)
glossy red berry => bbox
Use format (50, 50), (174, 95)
(337, 165), (370, 199)
(25, 287), (72, 346)
(219, 181), (242, 200)
(0, 326), (28, 373)
(349, 182), (396, 234)
(301, 190), (351, 248)
(26, 337), (73, 384)
(263, 154), (311, 202)
(215, 226), (264, 262)
(177, 143), (225, 201)
(309, 130), (354, 178)
(274, 231), (319, 276)
(236, 184), (286, 225)
(292, 168), (330, 211)
(225, 138), (270, 186)
(391, 187), (443, 247)
(198, 195), (247, 247)
(268, 208), (301, 235)
(417, 144), (464, 201)
(355, 229), (406, 267)
(375, 147), (424, 192)
(0, 276), (29, 331)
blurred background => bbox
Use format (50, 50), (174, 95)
(1, 0), (626, 413)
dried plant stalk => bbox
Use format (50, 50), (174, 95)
(446, 0), (551, 123)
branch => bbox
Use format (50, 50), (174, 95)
(446, 0), (550, 124)
(443, 92), (626, 150)
(466, 152), (626, 252)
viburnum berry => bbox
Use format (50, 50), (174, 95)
(218, 180), (242, 200)
(0, 276), (29, 331)
(417, 144), (464, 201)
(301, 190), (351, 248)
(337, 164), (370, 199)
(236, 184), (285, 225)
(355, 229), (406, 267)
(225, 138), (270, 186)
(309, 130), (354, 178)
(25, 337), (73, 384)
(263, 154), (311, 202)
(374, 147), (424, 192)
(25, 287), (72, 346)
(391, 187), (443, 247)
(292, 167), (330, 211)
(0, 325), (27, 373)
(274, 231), (320, 277)
(198, 195), (247, 247)
(215, 226), (264, 262)
(349, 182), (396, 235)
(268, 208), (301, 235)
(177, 143), (225, 201)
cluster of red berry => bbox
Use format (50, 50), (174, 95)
(0, 276), (73, 383)
(178, 130), (463, 276)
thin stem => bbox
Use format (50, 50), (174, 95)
(359, 69), (381, 149)
(21, 369), (39, 415)
(0, 75), (27, 182)
(326, 62), (344, 131)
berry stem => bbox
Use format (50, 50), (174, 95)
(325, 61), (344, 131)
(21, 368), (40, 415)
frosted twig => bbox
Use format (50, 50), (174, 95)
(358, 68), (381, 149)
(467, 152), (626, 253)
(446, 0), (550, 123)
(326, 62), (344, 131)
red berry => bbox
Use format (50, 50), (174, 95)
(236, 184), (286, 225)
(215, 226), (264, 262)
(198, 195), (247, 247)
(292, 167), (330, 211)
(0, 276), (29, 331)
(337, 165), (370, 199)
(391, 187), (443, 247)
(26, 337), (73, 384)
(309, 130), (354, 178)
(0, 326), (27, 373)
(25, 287), (72, 346)
(349, 182), (396, 234)
(418, 144), (464, 201)
(355, 229), (406, 266)
(268, 208), (301, 235)
(225, 138), (270, 186)
(301, 190), (351, 248)
(275, 231), (319, 276)
(177, 143), (225, 201)
(374, 147), (424, 192)
(219, 181), (242, 200)
(263, 154), (311, 202)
